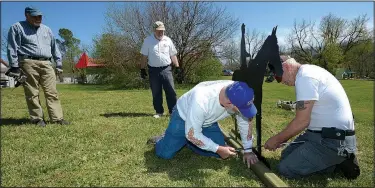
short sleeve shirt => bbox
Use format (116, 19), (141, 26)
(140, 35), (177, 67)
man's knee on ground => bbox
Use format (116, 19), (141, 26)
(277, 161), (303, 179)
(155, 147), (175, 160)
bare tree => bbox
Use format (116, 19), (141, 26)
(320, 13), (346, 44)
(104, 2), (239, 82)
(287, 13), (371, 68)
(279, 44), (289, 55)
(245, 28), (267, 59)
(339, 14), (370, 55)
(220, 38), (240, 70)
(287, 19), (316, 64)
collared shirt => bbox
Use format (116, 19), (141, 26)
(140, 35), (177, 67)
(176, 80), (253, 153)
(7, 21), (62, 67)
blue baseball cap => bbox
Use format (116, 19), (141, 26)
(225, 81), (257, 118)
(25, 7), (43, 16)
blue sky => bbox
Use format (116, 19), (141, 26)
(1, 1), (373, 59)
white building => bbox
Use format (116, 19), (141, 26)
(0, 62), (15, 88)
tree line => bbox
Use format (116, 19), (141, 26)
(1, 2), (373, 88)
(287, 13), (373, 78)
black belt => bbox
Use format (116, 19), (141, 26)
(22, 56), (51, 61)
(148, 64), (170, 69)
(307, 129), (355, 136)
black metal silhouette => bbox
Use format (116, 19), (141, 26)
(232, 23), (284, 156)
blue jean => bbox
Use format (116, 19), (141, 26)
(155, 107), (225, 159)
(148, 65), (177, 114)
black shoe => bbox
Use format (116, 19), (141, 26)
(52, 119), (70, 125)
(146, 133), (165, 145)
(31, 119), (46, 127)
(335, 153), (360, 180)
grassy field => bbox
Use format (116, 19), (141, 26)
(1, 78), (373, 187)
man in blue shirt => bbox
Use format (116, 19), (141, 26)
(7, 7), (70, 126)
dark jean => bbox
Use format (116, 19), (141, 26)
(148, 65), (177, 114)
(155, 107), (226, 159)
(277, 130), (357, 179)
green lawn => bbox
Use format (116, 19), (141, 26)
(1, 79), (373, 187)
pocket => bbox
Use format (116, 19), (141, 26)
(160, 43), (169, 54)
(320, 138), (341, 151)
(148, 68), (155, 75)
(165, 65), (172, 72)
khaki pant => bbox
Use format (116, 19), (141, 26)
(20, 59), (63, 122)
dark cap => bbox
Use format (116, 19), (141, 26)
(25, 7), (43, 16)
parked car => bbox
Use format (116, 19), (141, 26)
(223, 69), (234, 76)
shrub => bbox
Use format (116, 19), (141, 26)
(187, 57), (223, 84)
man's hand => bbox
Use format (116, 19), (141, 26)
(140, 68), (148, 79)
(5, 67), (20, 78)
(216, 145), (237, 159)
(264, 135), (283, 151)
(243, 152), (259, 168)
(174, 67), (182, 75)
(174, 67), (183, 83)
(56, 66), (63, 73)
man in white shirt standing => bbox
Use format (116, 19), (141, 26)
(148, 81), (259, 168)
(140, 21), (181, 118)
(264, 56), (359, 179)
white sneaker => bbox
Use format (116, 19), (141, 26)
(153, 113), (163, 118)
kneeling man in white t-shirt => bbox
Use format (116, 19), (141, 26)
(264, 56), (359, 180)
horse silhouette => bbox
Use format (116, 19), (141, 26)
(232, 23), (283, 156)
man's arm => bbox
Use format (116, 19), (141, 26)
(169, 39), (179, 67)
(171, 55), (179, 67)
(274, 100), (315, 143)
(236, 114), (253, 152)
(140, 55), (148, 69)
(140, 38), (149, 69)
(236, 114), (260, 168)
(50, 29), (62, 67)
(185, 103), (219, 153)
(7, 25), (21, 68)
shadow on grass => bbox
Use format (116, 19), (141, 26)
(143, 148), (282, 186)
(284, 172), (345, 187)
(58, 83), (151, 91)
(144, 146), (344, 187)
(100, 112), (153, 118)
(0, 118), (30, 126)
(143, 148), (230, 186)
